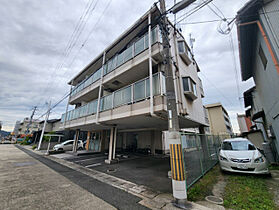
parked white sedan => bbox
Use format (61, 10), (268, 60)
(53, 140), (83, 151)
(219, 138), (269, 174)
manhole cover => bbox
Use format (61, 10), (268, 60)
(14, 162), (37, 167)
(205, 196), (223, 205)
(107, 168), (117, 173)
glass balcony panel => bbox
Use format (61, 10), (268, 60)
(123, 45), (133, 62)
(88, 100), (97, 114)
(100, 94), (112, 111)
(103, 63), (108, 75)
(145, 34), (149, 49)
(135, 36), (144, 55)
(146, 74), (160, 97)
(84, 77), (91, 88)
(106, 59), (113, 74)
(116, 51), (125, 67)
(61, 113), (65, 123)
(153, 74), (160, 95)
(114, 86), (131, 107)
(73, 109), (77, 119)
(151, 27), (157, 44)
(134, 79), (146, 101)
(161, 74), (166, 94)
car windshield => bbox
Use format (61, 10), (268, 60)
(222, 141), (256, 151)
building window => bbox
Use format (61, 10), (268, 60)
(258, 45), (267, 70)
(182, 77), (197, 96)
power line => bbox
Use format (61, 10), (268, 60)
(200, 71), (235, 107)
(36, 0), (113, 121)
(43, 0), (100, 103)
(175, 0), (213, 24)
(35, 0), (99, 108)
(229, 32), (242, 108)
(179, 18), (233, 25)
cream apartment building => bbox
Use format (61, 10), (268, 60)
(61, 6), (208, 162)
(205, 103), (233, 136)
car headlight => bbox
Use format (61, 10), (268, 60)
(254, 156), (264, 163)
(219, 155), (228, 161)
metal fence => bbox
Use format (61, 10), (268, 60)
(181, 133), (231, 189)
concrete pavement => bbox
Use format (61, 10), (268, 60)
(2, 145), (212, 210)
(0, 145), (130, 210)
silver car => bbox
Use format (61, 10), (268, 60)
(219, 138), (269, 174)
(53, 140), (83, 151)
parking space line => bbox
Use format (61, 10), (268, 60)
(75, 156), (106, 163)
(85, 163), (102, 168)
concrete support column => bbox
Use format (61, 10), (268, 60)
(112, 127), (117, 159)
(73, 129), (80, 153)
(106, 127), (114, 163)
(150, 130), (155, 155)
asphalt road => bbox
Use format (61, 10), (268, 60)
(13, 145), (149, 210)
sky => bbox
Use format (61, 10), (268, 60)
(0, 0), (254, 132)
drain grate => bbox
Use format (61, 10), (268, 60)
(205, 196), (224, 205)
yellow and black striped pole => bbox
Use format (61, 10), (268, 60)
(170, 144), (185, 181)
(167, 131), (187, 203)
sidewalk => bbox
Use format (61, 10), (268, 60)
(0, 145), (115, 210)
(23, 145), (212, 210)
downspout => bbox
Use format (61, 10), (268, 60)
(173, 30), (186, 115)
(170, 28), (180, 116)
(96, 51), (106, 124)
(148, 11), (154, 115)
(238, 20), (279, 75)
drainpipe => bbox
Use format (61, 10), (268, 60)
(172, 30), (186, 115)
(148, 11), (154, 115)
(96, 51), (106, 124)
(169, 28), (180, 116)
(238, 20), (279, 75)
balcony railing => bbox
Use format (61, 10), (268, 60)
(62, 72), (166, 123)
(70, 26), (161, 98)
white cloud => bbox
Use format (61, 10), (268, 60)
(0, 0), (253, 132)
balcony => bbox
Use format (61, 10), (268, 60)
(182, 77), (197, 100)
(178, 41), (192, 66)
(69, 26), (162, 104)
(62, 72), (166, 123)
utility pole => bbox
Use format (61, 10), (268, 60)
(159, 0), (196, 208)
(37, 101), (51, 150)
(26, 106), (37, 135)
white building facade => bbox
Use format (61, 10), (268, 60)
(61, 6), (208, 161)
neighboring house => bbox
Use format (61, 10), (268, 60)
(205, 103), (233, 136)
(18, 118), (40, 135)
(61, 6), (208, 162)
(38, 119), (62, 133)
(13, 121), (21, 136)
(237, 113), (253, 133)
(237, 0), (279, 161)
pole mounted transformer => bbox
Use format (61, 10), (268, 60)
(158, 0), (196, 208)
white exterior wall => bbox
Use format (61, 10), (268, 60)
(168, 27), (206, 125)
